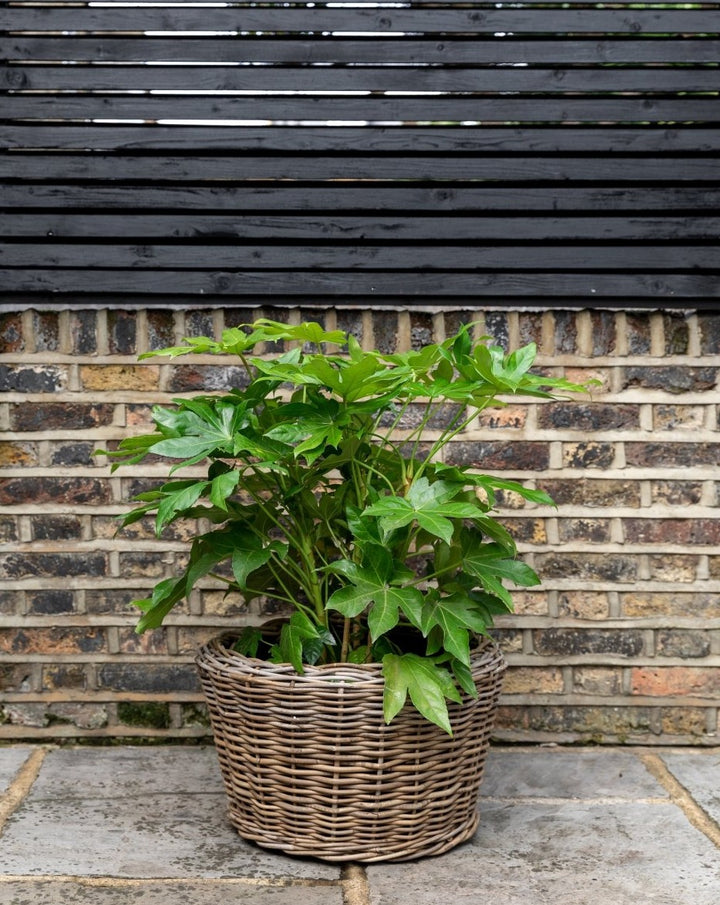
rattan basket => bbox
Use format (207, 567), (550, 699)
(196, 635), (505, 862)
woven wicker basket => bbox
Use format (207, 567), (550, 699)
(196, 635), (505, 862)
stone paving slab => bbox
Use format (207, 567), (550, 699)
(0, 880), (343, 905)
(0, 747), (339, 881)
(0, 749), (32, 796)
(479, 748), (668, 800)
(659, 750), (720, 826)
(25, 746), (225, 800)
(367, 799), (720, 905)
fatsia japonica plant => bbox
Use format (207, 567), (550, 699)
(104, 318), (590, 733)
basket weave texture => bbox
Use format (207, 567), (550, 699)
(196, 635), (506, 862)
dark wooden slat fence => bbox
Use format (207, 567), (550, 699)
(1, 0), (719, 307)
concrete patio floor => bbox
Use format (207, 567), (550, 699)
(1, 744), (719, 904)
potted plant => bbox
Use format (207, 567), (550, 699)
(104, 317), (589, 862)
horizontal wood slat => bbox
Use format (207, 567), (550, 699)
(6, 186), (719, 211)
(5, 154), (718, 183)
(3, 66), (719, 94)
(6, 96), (720, 122)
(2, 0), (719, 307)
(4, 7), (719, 35)
(2, 243), (717, 271)
(6, 215), (719, 242)
(2, 269), (716, 299)
(5, 126), (719, 153)
(7, 37), (720, 64)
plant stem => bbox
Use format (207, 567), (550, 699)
(340, 617), (351, 662)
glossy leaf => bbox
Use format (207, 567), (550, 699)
(382, 653), (462, 735)
(365, 477), (486, 545)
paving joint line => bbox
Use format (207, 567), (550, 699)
(0, 746), (51, 836)
(638, 751), (720, 850)
(0, 876), (340, 887)
(341, 863), (371, 905)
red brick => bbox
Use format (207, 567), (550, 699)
(538, 403), (638, 431)
(0, 312), (24, 352)
(625, 519), (720, 545)
(625, 443), (720, 468)
(590, 311), (617, 356)
(0, 627), (106, 655)
(446, 441), (550, 471)
(631, 667), (720, 697)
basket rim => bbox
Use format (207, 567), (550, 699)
(197, 632), (505, 688)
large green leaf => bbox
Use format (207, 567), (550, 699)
(210, 468), (240, 511)
(326, 547), (423, 640)
(155, 480), (209, 533)
(251, 319), (347, 347)
(364, 477), (487, 545)
(269, 612), (336, 672)
(382, 653), (462, 734)
(419, 592), (491, 666)
(462, 539), (541, 608)
(264, 399), (348, 463)
(231, 534), (287, 589)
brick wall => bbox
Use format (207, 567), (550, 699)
(1, 306), (719, 744)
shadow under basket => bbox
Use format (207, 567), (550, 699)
(196, 636), (506, 863)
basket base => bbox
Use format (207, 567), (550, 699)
(227, 804), (480, 863)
